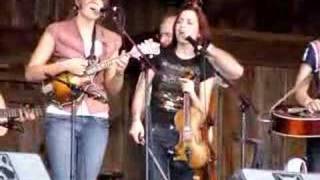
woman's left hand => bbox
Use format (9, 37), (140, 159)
(179, 78), (195, 94)
(116, 50), (130, 75)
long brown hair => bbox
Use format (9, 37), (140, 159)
(170, 1), (212, 48)
(68, 0), (110, 19)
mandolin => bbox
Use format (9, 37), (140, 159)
(42, 41), (160, 107)
(0, 107), (43, 136)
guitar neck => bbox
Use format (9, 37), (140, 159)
(0, 108), (43, 119)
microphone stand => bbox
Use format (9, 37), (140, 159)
(196, 46), (258, 169)
(70, 86), (76, 180)
(44, 74), (79, 180)
(108, 8), (168, 180)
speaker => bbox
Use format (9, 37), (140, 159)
(232, 168), (320, 180)
(0, 152), (50, 180)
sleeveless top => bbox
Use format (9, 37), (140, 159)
(45, 17), (122, 118)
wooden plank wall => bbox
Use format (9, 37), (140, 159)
(213, 31), (311, 179)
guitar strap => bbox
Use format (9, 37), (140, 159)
(87, 23), (97, 65)
(85, 23), (109, 103)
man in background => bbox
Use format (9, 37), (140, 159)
(158, 12), (176, 47)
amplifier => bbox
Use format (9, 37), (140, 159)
(232, 168), (320, 180)
(0, 152), (50, 180)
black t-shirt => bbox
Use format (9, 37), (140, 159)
(150, 48), (215, 123)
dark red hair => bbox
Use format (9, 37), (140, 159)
(170, 2), (212, 48)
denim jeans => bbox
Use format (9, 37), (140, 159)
(44, 114), (109, 180)
(148, 122), (193, 180)
(307, 138), (320, 172)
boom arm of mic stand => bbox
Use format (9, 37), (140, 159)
(121, 30), (156, 72)
(110, 9), (156, 72)
(199, 48), (258, 169)
(216, 68), (258, 114)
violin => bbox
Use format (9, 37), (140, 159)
(174, 71), (209, 169)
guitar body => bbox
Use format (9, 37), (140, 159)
(272, 106), (320, 138)
(174, 107), (209, 169)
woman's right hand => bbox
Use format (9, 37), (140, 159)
(129, 120), (145, 145)
(62, 58), (88, 76)
(306, 99), (320, 113)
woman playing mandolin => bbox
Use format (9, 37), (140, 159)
(129, 1), (243, 179)
(25, 0), (129, 179)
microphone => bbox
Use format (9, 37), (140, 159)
(185, 36), (205, 55)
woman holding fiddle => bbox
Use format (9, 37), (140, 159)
(129, 1), (243, 179)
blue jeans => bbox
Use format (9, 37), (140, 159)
(307, 138), (320, 172)
(44, 114), (109, 180)
(148, 122), (193, 180)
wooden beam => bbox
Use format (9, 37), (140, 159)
(212, 28), (314, 68)
(0, 28), (316, 68)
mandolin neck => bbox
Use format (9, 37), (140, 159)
(85, 52), (132, 75)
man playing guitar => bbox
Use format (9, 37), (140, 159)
(0, 93), (36, 136)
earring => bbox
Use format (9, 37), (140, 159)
(72, 4), (79, 11)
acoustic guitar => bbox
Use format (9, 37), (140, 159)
(271, 105), (320, 138)
(42, 41), (160, 107)
(0, 107), (43, 136)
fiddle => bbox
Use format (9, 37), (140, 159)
(174, 71), (209, 169)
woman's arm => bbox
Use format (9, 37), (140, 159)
(131, 69), (155, 122)
(25, 31), (88, 82)
(295, 64), (314, 107)
(129, 69), (155, 144)
(206, 44), (244, 80)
